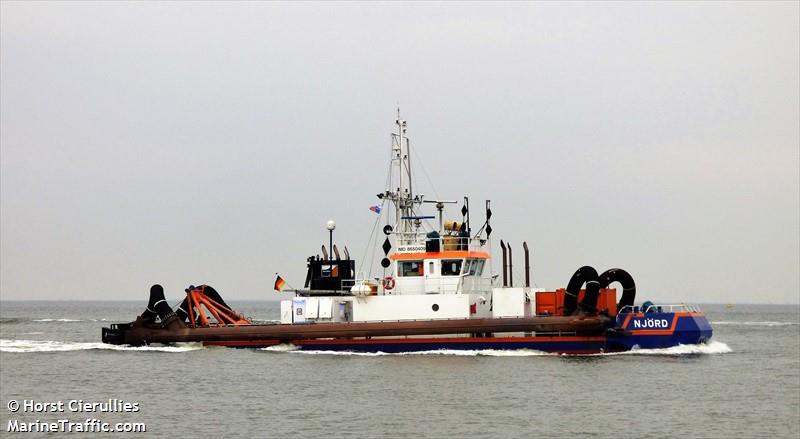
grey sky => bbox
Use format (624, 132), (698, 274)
(1, 1), (798, 304)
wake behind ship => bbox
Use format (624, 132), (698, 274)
(103, 113), (713, 354)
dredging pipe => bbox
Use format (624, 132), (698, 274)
(104, 315), (612, 346)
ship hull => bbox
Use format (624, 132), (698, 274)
(103, 312), (712, 354)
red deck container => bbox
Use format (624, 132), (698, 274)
(535, 288), (617, 316)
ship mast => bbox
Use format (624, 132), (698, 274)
(384, 110), (422, 245)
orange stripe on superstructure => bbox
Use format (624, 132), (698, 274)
(389, 251), (491, 261)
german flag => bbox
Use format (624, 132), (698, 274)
(274, 275), (287, 292)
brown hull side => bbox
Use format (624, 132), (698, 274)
(119, 316), (611, 345)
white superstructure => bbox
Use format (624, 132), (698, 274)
(282, 113), (533, 323)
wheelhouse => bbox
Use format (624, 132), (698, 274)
(389, 251), (491, 294)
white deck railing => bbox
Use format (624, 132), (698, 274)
(618, 304), (702, 314)
(393, 234), (486, 253)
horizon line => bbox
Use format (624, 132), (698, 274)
(0, 298), (798, 306)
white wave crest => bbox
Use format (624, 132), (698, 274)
(32, 318), (110, 322)
(33, 318), (83, 322)
(712, 321), (798, 327)
(262, 343), (731, 357)
(0, 339), (204, 353)
(608, 340), (732, 356)
(262, 343), (300, 352)
(264, 347), (553, 357)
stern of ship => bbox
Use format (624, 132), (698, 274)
(606, 304), (713, 351)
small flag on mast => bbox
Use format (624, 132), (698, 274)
(369, 205), (382, 214)
(274, 275), (287, 292)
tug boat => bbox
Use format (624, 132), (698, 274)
(102, 114), (713, 354)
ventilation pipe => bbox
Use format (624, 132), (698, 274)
(523, 242), (530, 288)
(321, 245), (329, 261)
(500, 240), (508, 287)
(507, 242), (513, 287)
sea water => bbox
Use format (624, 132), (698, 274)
(1, 302), (798, 438)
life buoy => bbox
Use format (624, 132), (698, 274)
(383, 276), (395, 290)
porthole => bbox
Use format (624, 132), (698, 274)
(432, 304), (439, 312)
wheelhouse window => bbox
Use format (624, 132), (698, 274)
(440, 259), (463, 276)
(399, 260), (424, 277)
(466, 259), (485, 276)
